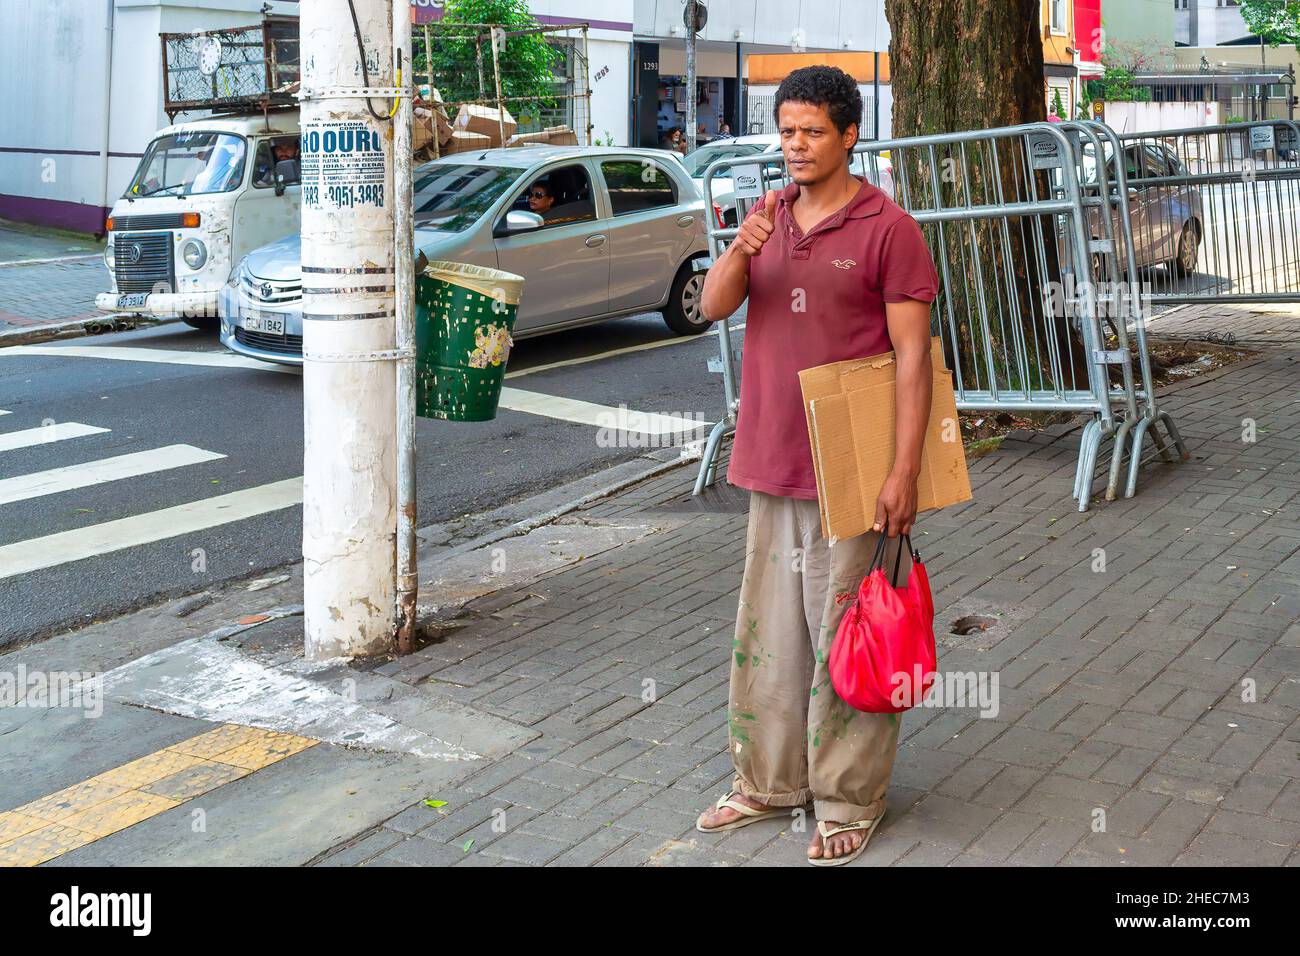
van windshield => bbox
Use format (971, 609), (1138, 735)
(412, 163), (524, 232)
(126, 131), (248, 197)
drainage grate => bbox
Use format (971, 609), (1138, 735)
(655, 481), (750, 514)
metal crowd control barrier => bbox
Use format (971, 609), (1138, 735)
(1059, 120), (1189, 500)
(1111, 120), (1300, 304)
(696, 121), (1186, 512)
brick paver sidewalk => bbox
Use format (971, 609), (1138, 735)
(0, 223), (111, 338)
(317, 313), (1300, 867)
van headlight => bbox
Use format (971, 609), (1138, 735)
(104, 238), (115, 270)
(181, 239), (208, 270)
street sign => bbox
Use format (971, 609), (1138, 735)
(686, 2), (707, 34)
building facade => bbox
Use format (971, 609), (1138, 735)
(630, 0), (891, 147)
(1042, 0), (1078, 119)
(1075, 0), (1103, 93)
(0, 0), (301, 235)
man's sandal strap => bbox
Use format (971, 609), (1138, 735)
(818, 818), (877, 839)
(715, 792), (775, 817)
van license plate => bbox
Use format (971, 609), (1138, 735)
(245, 315), (285, 336)
(116, 292), (149, 309)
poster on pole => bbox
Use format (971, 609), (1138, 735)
(299, 119), (389, 211)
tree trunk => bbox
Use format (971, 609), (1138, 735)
(886, 0), (1044, 137)
(886, 0), (1088, 402)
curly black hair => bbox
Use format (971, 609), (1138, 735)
(772, 65), (863, 148)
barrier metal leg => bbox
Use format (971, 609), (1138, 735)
(1159, 411), (1190, 462)
(1124, 417), (1153, 499)
(1074, 418), (1098, 502)
(1076, 419), (1103, 512)
(693, 419), (730, 495)
(1105, 417), (1133, 502)
(1147, 415), (1175, 464)
(1124, 411), (1190, 499)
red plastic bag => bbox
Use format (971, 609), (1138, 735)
(829, 533), (937, 713)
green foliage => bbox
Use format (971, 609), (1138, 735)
(1240, 0), (1300, 49)
(1089, 67), (1152, 103)
(418, 0), (562, 127)
(1051, 88), (1065, 118)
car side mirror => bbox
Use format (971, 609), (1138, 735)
(496, 209), (544, 236)
(273, 158), (299, 197)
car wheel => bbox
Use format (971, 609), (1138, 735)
(662, 264), (708, 336)
(1172, 222), (1198, 277)
(182, 315), (220, 331)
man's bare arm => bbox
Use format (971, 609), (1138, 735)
(872, 299), (933, 537)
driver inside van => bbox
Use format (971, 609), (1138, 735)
(254, 139), (301, 187)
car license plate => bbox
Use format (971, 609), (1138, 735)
(245, 315), (285, 336)
(116, 292), (149, 309)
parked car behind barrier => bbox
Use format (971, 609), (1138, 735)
(1079, 140), (1205, 276)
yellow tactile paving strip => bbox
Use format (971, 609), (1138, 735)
(0, 724), (318, 866)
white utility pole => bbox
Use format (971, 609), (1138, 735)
(300, 0), (399, 660)
(685, 0), (698, 153)
(393, 3), (417, 654)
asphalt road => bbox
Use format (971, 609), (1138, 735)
(0, 310), (746, 646)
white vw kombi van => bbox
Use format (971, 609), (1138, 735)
(97, 110), (300, 328)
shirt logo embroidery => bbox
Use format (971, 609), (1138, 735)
(831, 258), (857, 270)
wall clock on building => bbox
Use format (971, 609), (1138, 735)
(196, 36), (223, 77)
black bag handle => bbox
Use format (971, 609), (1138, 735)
(869, 532), (921, 588)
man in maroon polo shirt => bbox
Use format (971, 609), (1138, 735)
(694, 66), (938, 865)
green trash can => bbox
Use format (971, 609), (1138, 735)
(415, 260), (525, 422)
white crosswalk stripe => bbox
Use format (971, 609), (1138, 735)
(0, 444), (225, 506)
(0, 478), (302, 579)
(0, 344), (298, 374)
(0, 337), (720, 580)
(0, 421), (110, 452)
(497, 388), (709, 435)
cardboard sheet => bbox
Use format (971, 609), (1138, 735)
(799, 337), (973, 539)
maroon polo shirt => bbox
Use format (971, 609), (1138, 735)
(726, 175), (939, 499)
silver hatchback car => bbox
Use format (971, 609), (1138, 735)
(220, 145), (711, 365)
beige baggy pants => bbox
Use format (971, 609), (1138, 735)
(728, 489), (909, 824)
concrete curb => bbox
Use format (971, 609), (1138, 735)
(0, 314), (180, 347)
(0, 253), (101, 269)
(423, 452), (693, 563)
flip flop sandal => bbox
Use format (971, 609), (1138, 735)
(695, 792), (787, 833)
(808, 812), (885, 867)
